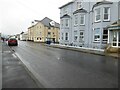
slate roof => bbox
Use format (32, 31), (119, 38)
(28, 25), (35, 29)
(60, 14), (70, 19)
(73, 8), (87, 15)
(93, 1), (113, 9)
(107, 19), (120, 30)
(59, 1), (74, 9)
(40, 17), (60, 28)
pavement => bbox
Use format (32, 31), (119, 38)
(2, 42), (40, 88)
(0, 40), (2, 90)
(45, 43), (120, 59)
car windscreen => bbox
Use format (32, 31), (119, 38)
(9, 38), (17, 40)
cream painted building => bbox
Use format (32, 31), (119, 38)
(28, 17), (60, 43)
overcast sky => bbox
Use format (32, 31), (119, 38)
(0, 0), (71, 35)
(0, 0), (119, 35)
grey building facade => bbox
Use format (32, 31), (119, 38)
(59, 0), (119, 49)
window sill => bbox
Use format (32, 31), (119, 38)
(103, 20), (110, 22)
(94, 20), (101, 23)
(93, 41), (100, 43)
(80, 24), (85, 26)
(74, 24), (78, 27)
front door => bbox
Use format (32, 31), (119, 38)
(53, 38), (55, 43)
(112, 31), (117, 47)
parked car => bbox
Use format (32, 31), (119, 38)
(8, 38), (18, 46)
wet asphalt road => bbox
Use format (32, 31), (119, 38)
(2, 43), (39, 88)
(11, 41), (118, 88)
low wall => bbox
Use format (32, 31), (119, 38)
(106, 47), (120, 53)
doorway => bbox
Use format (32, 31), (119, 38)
(112, 31), (120, 47)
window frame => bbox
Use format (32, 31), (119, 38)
(65, 32), (69, 41)
(61, 33), (64, 40)
(80, 14), (85, 25)
(93, 28), (100, 42)
(74, 31), (78, 41)
(95, 8), (101, 22)
(103, 7), (110, 21)
(65, 19), (69, 27)
(74, 15), (78, 26)
(79, 31), (84, 42)
(61, 19), (64, 27)
(102, 28), (108, 43)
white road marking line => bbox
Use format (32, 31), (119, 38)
(12, 54), (17, 58)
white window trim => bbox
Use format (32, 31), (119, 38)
(95, 8), (101, 22)
(65, 19), (69, 27)
(80, 14), (85, 25)
(112, 31), (119, 47)
(61, 33), (64, 40)
(93, 28), (100, 42)
(102, 28), (108, 42)
(103, 7), (110, 21)
(74, 35), (78, 41)
(65, 32), (69, 41)
(61, 19), (64, 28)
(74, 15), (78, 26)
(79, 31), (84, 42)
(94, 34), (100, 41)
(74, 31), (78, 41)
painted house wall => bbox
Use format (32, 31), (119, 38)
(118, 1), (120, 19)
(72, 1), (94, 47)
(33, 22), (44, 42)
(60, 3), (73, 45)
(20, 31), (28, 41)
(59, 0), (119, 49)
(28, 21), (60, 43)
(92, 2), (118, 49)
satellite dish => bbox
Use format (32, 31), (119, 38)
(50, 21), (55, 26)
